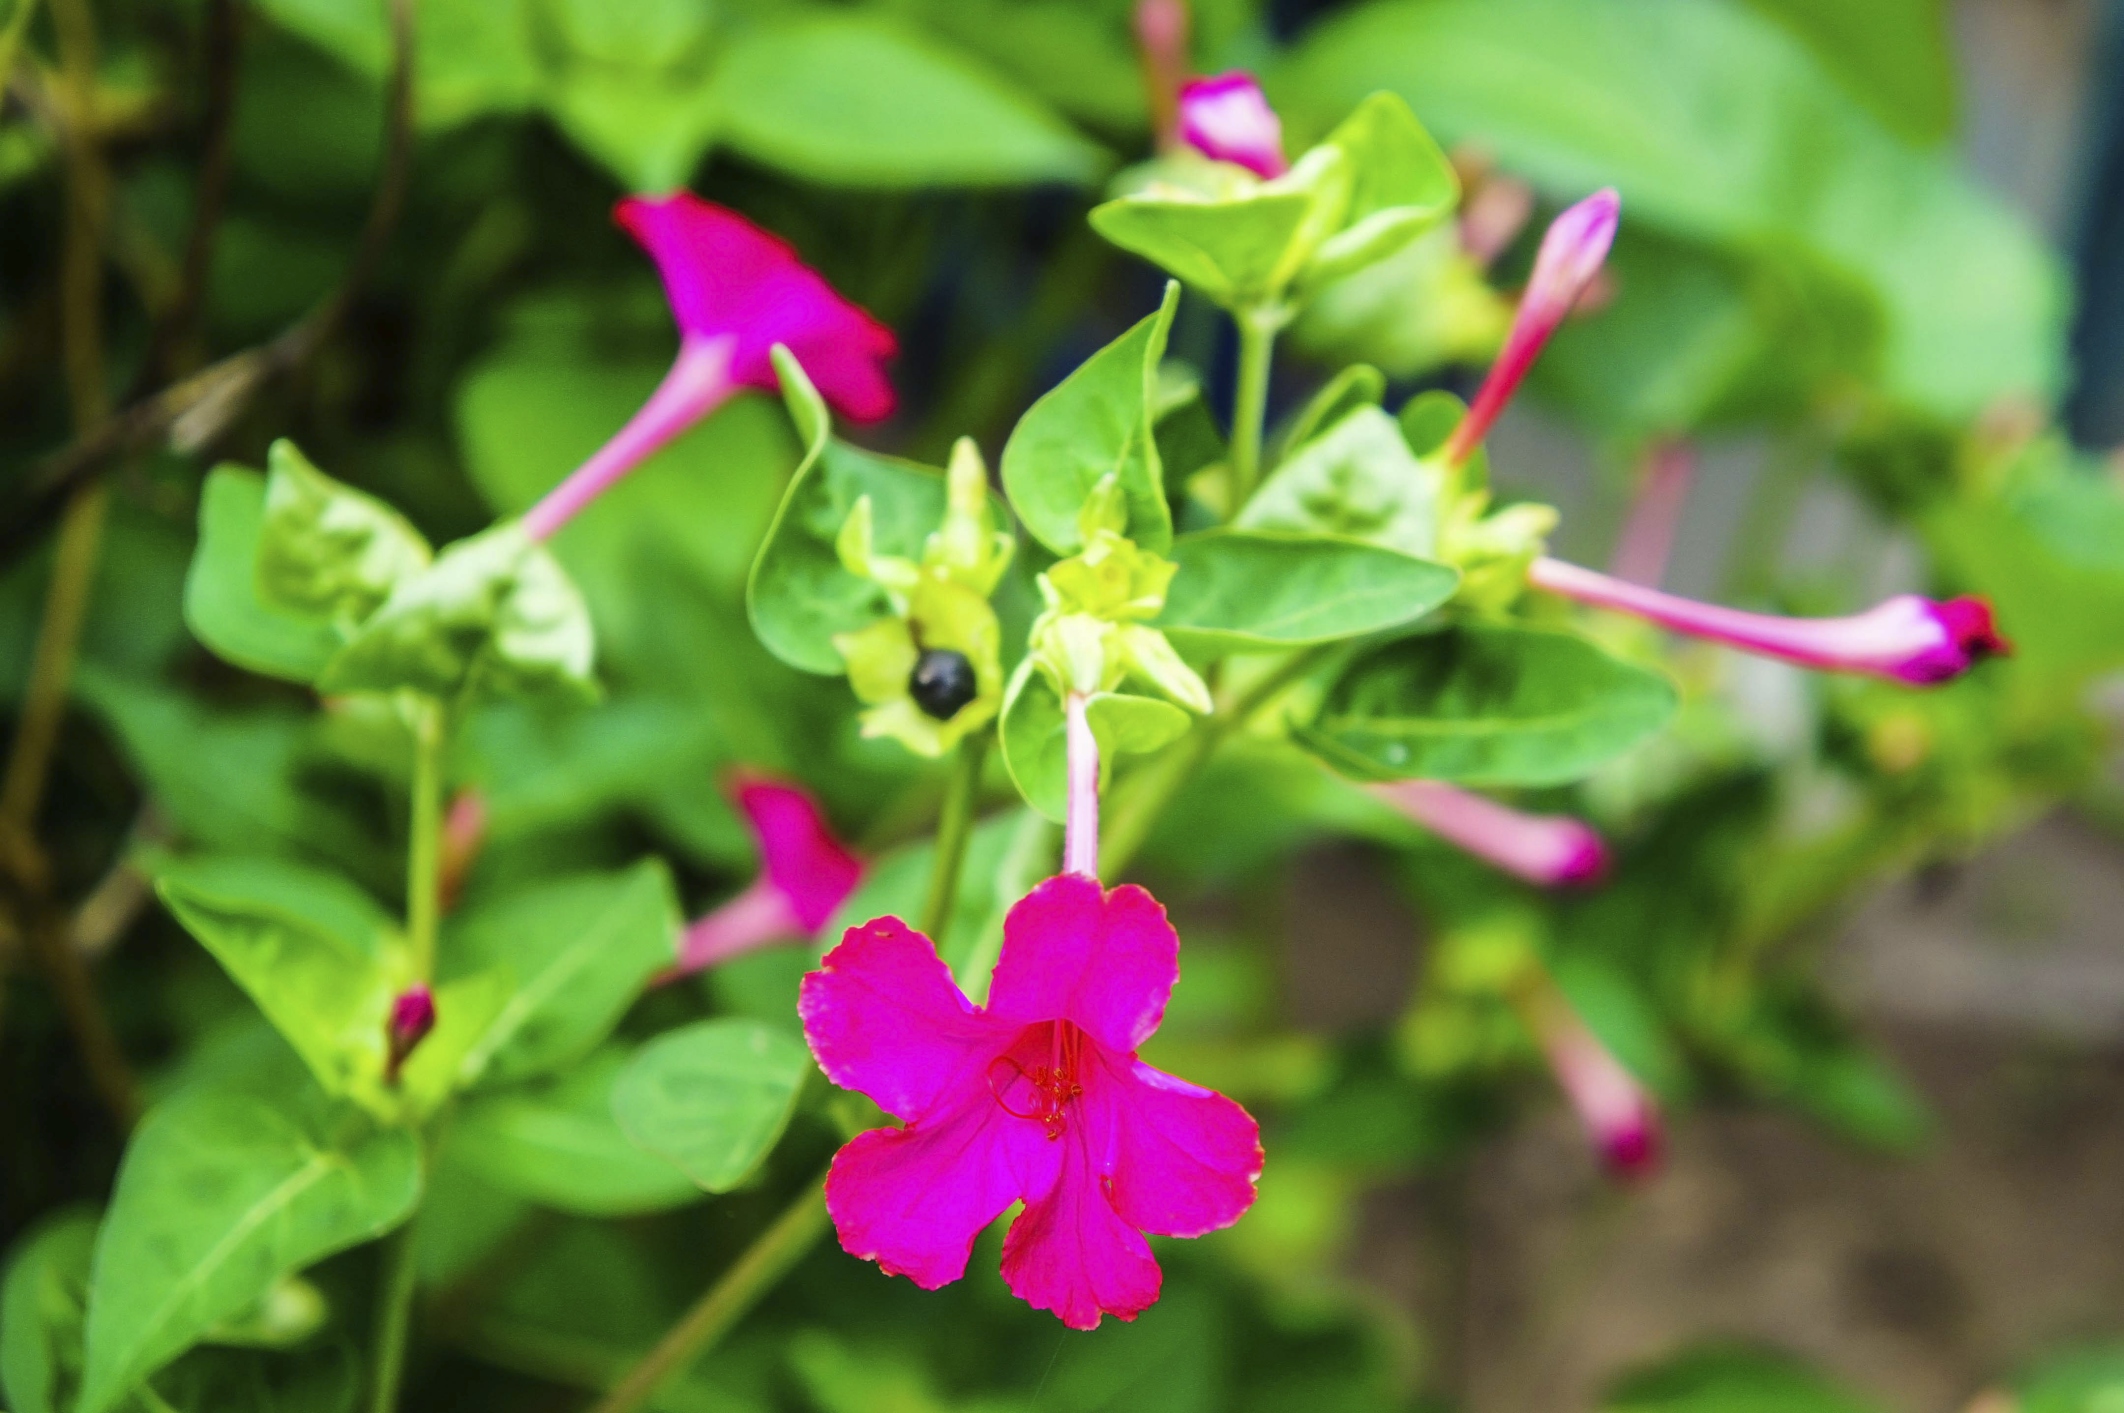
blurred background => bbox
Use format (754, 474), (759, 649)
(3, 1), (2124, 1411)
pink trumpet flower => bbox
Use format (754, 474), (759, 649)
(801, 874), (1263, 1329)
(1527, 557), (2009, 685)
(1373, 780), (1607, 888)
(1442, 188), (1620, 468)
(383, 984), (435, 1086)
(522, 194), (897, 541)
(1519, 979), (1661, 1179)
(663, 777), (866, 981)
(1177, 72), (1288, 179)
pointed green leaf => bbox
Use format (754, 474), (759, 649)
(183, 468), (344, 685)
(1275, 362), (1385, 462)
(1297, 624), (1677, 785)
(1302, 92), (1459, 287)
(1238, 404), (1441, 557)
(1156, 529), (1459, 652)
(1002, 283), (1179, 556)
(76, 1071), (420, 1413)
(1089, 190), (1319, 310)
(256, 439), (431, 625)
(999, 663), (1192, 820)
(611, 1019), (813, 1193)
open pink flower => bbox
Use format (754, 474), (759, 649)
(800, 874), (1262, 1329)
(1518, 980), (1661, 1179)
(1442, 188), (1619, 467)
(1527, 557), (2009, 685)
(1178, 72), (1288, 179)
(664, 777), (865, 979)
(522, 194), (896, 540)
(1373, 780), (1607, 888)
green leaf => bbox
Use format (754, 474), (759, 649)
(1275, 363), (1385, 462)
(610, 1019), (813, 1192)
(1740, 0), (1955, 144)
(747, 351), (968, 675)
(1297, 625), (1677, 785)
(1303, 91), (1460, 286)
(439, 1049), (702, 1217)
(76, 1071), (421, 1413)
(1002, 283), (1179, 557)
(1603, 1345), (1882, 1413)
(155, 855), (399, 1107)
(714, 14), (1107, 188)
(443, 860), (681, 1088)
(1156, 529), (1459, 652)
(256, 439), (432, 625)
(1238, 405), (1440, 558)
(1, 1208), (98, 1413)
(1089, 189), (1320, 311)
(316, 521), (596, 702)
(251, 0), (540, 132)
(999, 664), (1192, 821)
(1273, 0), (2063, 419)
(184, 468), (344, 685)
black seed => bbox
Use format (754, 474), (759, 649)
(910, 649), (979, 720)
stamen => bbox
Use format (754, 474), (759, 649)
(989, 1023), (1085, 1139)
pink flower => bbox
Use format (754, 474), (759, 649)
(664, 777), (866, 979)
(1520, 982), (1661, 1180)
(1442, 188), (1619, 467)
(1177, 72), (1288, 179)
(384, 984), (435, 1085)
(1373, 780), (1607, 888)
(1527, 557), (2009, 685)
(800, 875), (1262, 1329)
(522, 194), (896, 541)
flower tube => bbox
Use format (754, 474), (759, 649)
(1373, 779), (1607, 888)
(1064, 691), (1101, 880)
(801, 875), (1262, 1328)
(1441, 187), (1620, 468)
(1176, 72), (1288, 179)
(1515, 976), (1661, 1179)
(663, 777), (866, 980)
(1527, 557), (2008, 685)
(1134, 0), (1190, 150)
(522, 194), (897, 541)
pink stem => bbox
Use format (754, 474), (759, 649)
(1372, 779), (1606, 887)
(659, 876), (806, 983)
(521, 333), (738, 542)
(1064, 691), (1100, 880)
(1607, 439), (1695, 588)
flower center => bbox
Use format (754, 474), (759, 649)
(909, 648), (979, 720)
(988, 1020), (1085, 1140)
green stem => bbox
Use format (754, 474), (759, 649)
(367, 1216), (421, 1413)
(1228, 307), (1280, 510)
(919, 732), (987, 948)
(406, 697), (444, 980)
(587, 1175), (832, 1413)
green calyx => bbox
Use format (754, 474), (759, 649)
(831, 438), (1014, 757)
(1026, 476), (1211, 712)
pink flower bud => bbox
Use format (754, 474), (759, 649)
(1372, 780), (1607, 888)
(1523, 983), (1662, 1180)
(384, 984), (435, 1085)
(1177, 72), (1288, 179)
(1134, 0), (1191, 148)
(1443, 188), (1620, 467)
(1528, 557), (2010, 685)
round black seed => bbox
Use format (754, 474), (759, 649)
(910, 649), (979, 720)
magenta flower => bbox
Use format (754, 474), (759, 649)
(1520, 981), (1661, 1179)
(1373, 780), (1607, 888)
(1527, 557), (2009, 685)
(1177, 72), (1288, 179)
(522, 194), (897, 541)
(383, 983), (435, 1085)
(800, 875), (1263, 1329)
(1441, 187), (1619, 467)
(664, 777), (866, 980)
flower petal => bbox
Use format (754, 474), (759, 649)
(735, 777), (864, 931)
(985, 876), (1178, 1053)
(1000, 1121), (1163, 1330)
(827, 1088), (1060, 1291)
(800, 916), (1003, 1121)
(615, 193), (898, 422)
(1087, 1050), (1261, 1239)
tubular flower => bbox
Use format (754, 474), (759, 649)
(666, 777), (865, 979)
(383, 984), (435, 1086)
(833, 439), (1015, 758)
(1526, 557), (2009, 685)
(522, 194), (896, 541)
(1177, 72), (1288, 179)
(1515, 977), (1661, 1179)
(1373, 780), (1607, 888)
(800, 875), (1263, 1329)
